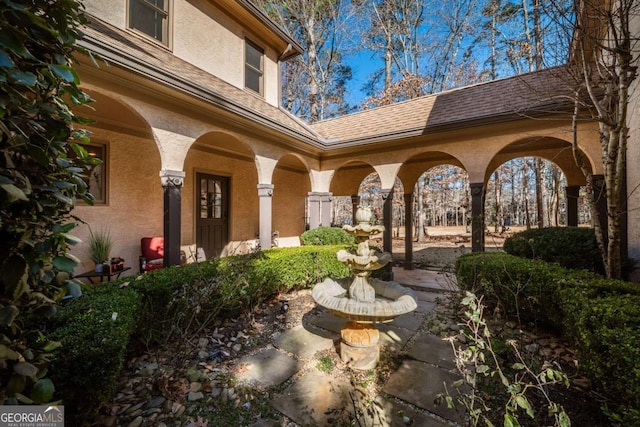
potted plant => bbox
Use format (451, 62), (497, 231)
(88, 228), (113, 273)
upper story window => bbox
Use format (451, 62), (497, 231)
(128, 0), (170, 45)
(245, 39), (264, 95)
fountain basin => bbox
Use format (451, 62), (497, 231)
(312, 277), (418, 323)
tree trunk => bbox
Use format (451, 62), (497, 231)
(535, 158), (544, 228)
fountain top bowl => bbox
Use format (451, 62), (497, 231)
(311, 277), (418, 323)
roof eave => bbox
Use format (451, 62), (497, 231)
(322, 105), (573, 149)
(235, 0), (303, 60)
(77, 34), (322, 149)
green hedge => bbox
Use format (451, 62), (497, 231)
(455, 252), (640, 422)
(49, 284), (141, 425)
(49, 245), (352, 425)
(257, 245), (352, 290)
(301, 226), (355, 245)
(503, 227), (603, 273)
(130, 260), (223, 347)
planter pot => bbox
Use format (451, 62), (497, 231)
(94, 263), (103, 273)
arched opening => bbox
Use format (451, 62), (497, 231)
(484, 156), (591, 247)
(71, 89), (159, 273)
(185, 131), (257, 257)
(358, 173), (404, 227)
(413, 165), (470, 241)
(329, 161), (376, 226)
(273, 154), (310, 246)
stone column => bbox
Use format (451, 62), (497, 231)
(381, 189), (394, 255)
(403, 192), (414, 270)
(160, 170), (185, 267)
(320, 192), (333, 226)
(565, 185), (580, 227)
(258, 184), (274, 250)
(470, 182), (485, 252)
(351, 195), (360, 225)
(307, 192), (322, 229)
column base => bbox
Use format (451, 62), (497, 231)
(340, 321), (380, 370)
(340, 342), (379, 370)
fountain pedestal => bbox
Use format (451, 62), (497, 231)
(340, 321), (380, 370)
(311, 206), (418, 370)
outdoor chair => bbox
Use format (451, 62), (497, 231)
(139, 238), (201, 272)
(139, 237), (165, 272)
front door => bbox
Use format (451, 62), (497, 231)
(196, 174), (229, 258)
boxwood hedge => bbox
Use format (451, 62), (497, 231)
(49, 245), (351, 425)
(456, 252), (640, 422)
(503, 227), (604, 273)
(300, 226), (355, 245)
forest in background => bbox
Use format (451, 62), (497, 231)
(253, 0), (581, 236)
(254, 0), (573, 122)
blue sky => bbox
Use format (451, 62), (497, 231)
(343, 49), (380, 107)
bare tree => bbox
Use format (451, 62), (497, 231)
(359, 0), (427, 106)
(567, 0), (639, 279)
(257, 0), (354, 122)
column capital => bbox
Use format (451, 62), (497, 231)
(308, 191), (332, 197)
(257, 184), (274, 197)
(160, 170), (185, 188)
(380, 188), (394, 200)
(470, 182), (484, 196)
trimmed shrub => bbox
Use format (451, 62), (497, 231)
(257, 245), (352, 291)
(503, 227), (603, 273)
(49, 284), (141, 425)
(558, 292), (640, 418)
(130, 260), (222, 346)
(48, 245), (353, 425)
(301, 227), (355, 245)
(455, 252), (640, 421)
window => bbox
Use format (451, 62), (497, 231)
(128, 0), (170, 45)
(77, 144), (107, 205)
(245, 39), (264, 95)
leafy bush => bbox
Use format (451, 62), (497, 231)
(503, 227), (603, 273)
(301, 227), (355, 245)
(257, 245), (352, 290)
(0, 0), (96, 404)
(455, 252), (640, 422)
(47, 245), (352, 425)
(49, 285), (141, 424)
(130, 260), (222, 347)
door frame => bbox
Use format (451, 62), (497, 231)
(195, 171), (230, 258)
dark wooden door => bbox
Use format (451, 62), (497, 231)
(196, 174), (229, 259)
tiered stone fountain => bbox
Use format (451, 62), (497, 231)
(312, 206), (418, 370)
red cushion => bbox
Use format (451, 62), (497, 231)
(141, 237), (164, 272)
(141, 237), (164, 260)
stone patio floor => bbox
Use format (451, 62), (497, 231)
(237, 267), (464, 427)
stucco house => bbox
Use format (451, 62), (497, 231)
(71, 0), (636, 278)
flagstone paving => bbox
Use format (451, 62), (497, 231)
(240, 267), (465, 427)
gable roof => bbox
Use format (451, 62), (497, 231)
(311, 67), (576, 146)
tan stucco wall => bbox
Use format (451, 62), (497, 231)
(84, 1), (126, 28)
(173, 0), (281, 106)
(83, 0), (281, 107)
(272, 166), (311, 240)
(183, 142), (260, 255)
(70, 128), (163, 277)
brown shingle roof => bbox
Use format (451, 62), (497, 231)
(311, 67), (575, 145)
(78, 15), (574, 150)
(78, 15), (320, 144)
